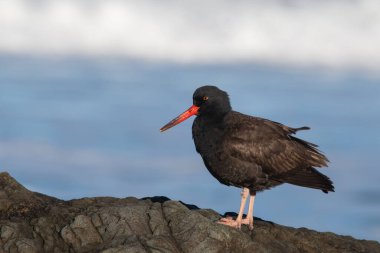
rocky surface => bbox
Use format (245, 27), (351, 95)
(0, 172), (379, 253)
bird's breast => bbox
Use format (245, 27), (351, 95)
(192, 118), (238, 183)
(192, 118), (224, 155)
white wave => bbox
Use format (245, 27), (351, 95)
(0, 0), (379, 71)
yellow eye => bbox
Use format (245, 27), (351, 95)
(203, 96), (209, 101)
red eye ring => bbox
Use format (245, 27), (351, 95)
(203, 96), (209, 101)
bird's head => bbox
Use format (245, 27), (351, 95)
(160, 85), (231, 132)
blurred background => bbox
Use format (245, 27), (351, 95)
(0, 0), (379, 241)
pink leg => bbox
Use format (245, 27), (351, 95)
(218, 187), (249, 229)
(241, 191), (256, 230)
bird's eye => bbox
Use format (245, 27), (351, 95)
(202, 96), (209, 101)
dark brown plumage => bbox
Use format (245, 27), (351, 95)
(193, 111), (333, 193)
(161, 85), (334, 229)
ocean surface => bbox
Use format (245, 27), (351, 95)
(0, 55), (379, 241)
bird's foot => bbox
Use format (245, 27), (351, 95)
(217, 216), (254, 230)
(241, 217), (254, 230)
(218, 217), (242, 229)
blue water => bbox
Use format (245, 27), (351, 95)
(0, 56), (379, 241)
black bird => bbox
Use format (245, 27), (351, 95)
(160, 85), (334, 230)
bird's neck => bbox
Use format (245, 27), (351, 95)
(199, 110), (230, 125)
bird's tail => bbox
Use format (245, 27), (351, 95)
(281, 168), (334, 193)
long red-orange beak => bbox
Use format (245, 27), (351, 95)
(160, 105), (200, 132)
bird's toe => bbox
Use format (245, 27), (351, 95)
(217, 217), (241, 229)
(241, 217), (254, 230)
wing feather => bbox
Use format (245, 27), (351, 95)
(223, 112), (328, 176)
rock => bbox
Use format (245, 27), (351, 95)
(0, 172), (379, 253)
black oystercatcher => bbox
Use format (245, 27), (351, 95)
(160, 85), (334, 230)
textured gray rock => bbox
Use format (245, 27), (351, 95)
(0, 172), (379, 253)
